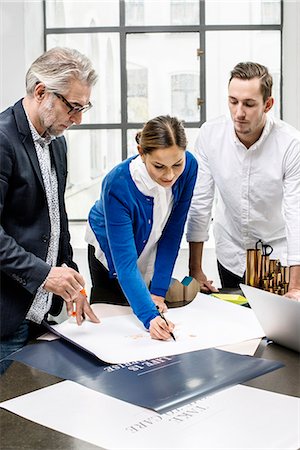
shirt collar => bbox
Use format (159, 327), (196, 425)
(131, 155), (159, 191)
(24, 110), (53, 148)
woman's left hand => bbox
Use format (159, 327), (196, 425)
(151, 294), (168, 312)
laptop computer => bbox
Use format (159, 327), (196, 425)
(240, 284), (300, 353)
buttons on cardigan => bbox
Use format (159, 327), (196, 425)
(41, 234), (49, 242)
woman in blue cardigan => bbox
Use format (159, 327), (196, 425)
(86, 115), (198, 340)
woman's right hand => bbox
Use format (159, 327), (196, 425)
(149, 316), (175, 341)
(151, 294), (168, 313)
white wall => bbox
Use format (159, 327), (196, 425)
(0, 0), (44, 111)
(282, 0), (300, 130)
(0, 0), (299, 124)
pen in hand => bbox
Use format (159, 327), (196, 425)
(61, 263), (87, 317)
(156, 305), (176, 341)
(72, 288), (87, 317)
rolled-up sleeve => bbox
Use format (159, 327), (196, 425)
(282, 140), (300, 266)
(186, 128), (215, 243)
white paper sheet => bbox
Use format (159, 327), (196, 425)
(49, 293), (265, 363)
(1, 380), (298, 450)
(38, 304), (131, 341)
(216, 337), (261, 355)
(37, 332), (60, 341)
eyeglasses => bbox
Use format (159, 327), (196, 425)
(54, 92), (92, 114)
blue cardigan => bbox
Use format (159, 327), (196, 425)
(88, 151), (198, 329)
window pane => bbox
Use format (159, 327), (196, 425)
(46, 0), (119, 28)
(127, 129), (140, 158)
(47, 33), (121, 124)
(185, 127), (201, 151)
(206, 0), (281, 25)
(127, 33), (200, 123)
(206, 30), (281, 120)
(125, 0), (199, 26)
(171, 74), (199, 122)
(65, 129), (121, 220)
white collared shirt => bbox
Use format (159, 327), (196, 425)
(186, 115), (300, 276)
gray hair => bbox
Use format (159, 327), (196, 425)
(25, 47), (98, 95)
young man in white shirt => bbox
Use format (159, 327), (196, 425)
(187, 61), (300, 300)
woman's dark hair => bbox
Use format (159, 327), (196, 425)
(135, 115), (187, 154)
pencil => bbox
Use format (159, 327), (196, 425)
(156, 306), (176, 341)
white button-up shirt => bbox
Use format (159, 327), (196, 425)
(186, 115), (300, 277)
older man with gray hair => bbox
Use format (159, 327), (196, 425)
(0, 47), (100, 374)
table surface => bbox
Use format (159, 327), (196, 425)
(1, 332), (299, 449)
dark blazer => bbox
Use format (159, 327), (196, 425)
(0, 99), (77, 337)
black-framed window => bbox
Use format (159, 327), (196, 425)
(44, 0), (282, 221)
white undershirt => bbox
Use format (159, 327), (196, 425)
(129, 155), (173, 286)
